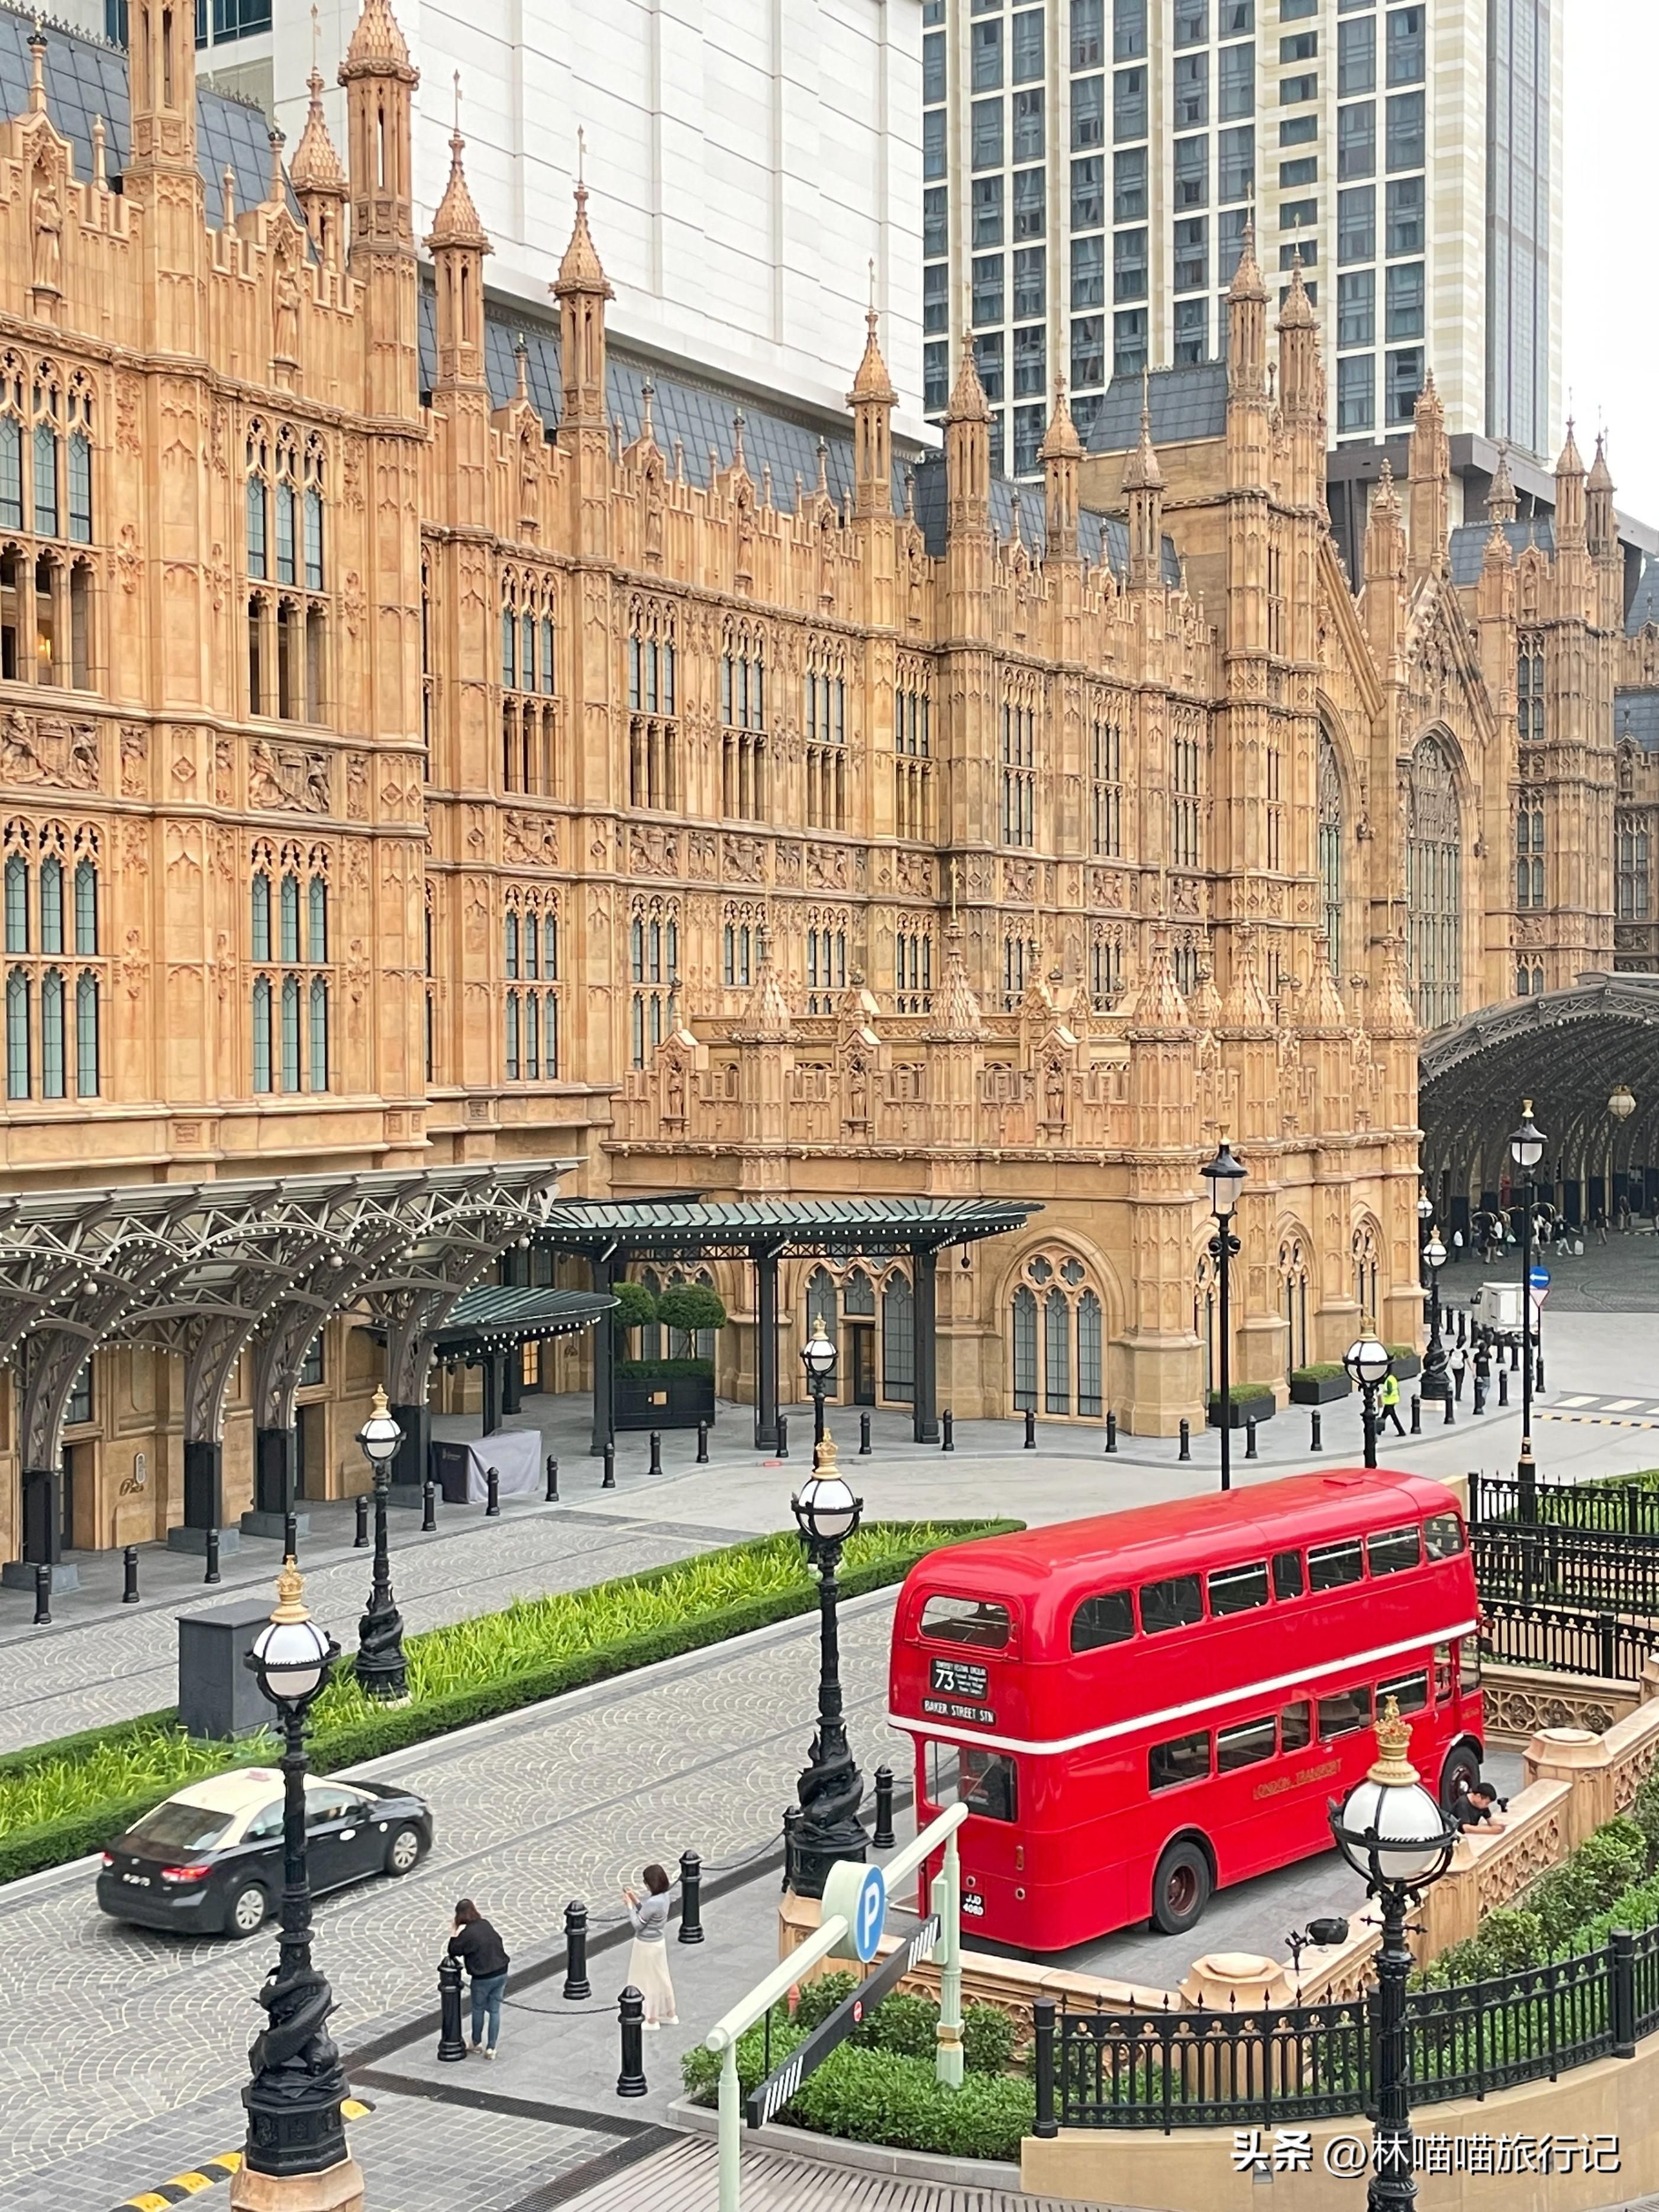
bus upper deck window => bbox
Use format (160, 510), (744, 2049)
(1308, 1537), (1364, 1591)
(1208, 1561), (1269, 1617)
(1149, 1730), (1212, 1790)
(1279, 1700), (1311, 1751)
(1139, 1573), (1203, 1634)
(1368, 1524), (1422, 1576)
(1216, 1717), (1276, 1771)
(1425, 1512), (1466, 1560)
(920, 1595), (1012, 1648)
(1378, 1668), (1429, 1714)
(961, 1745), (1019, 1822)
(1071, 1589), (1134, 1652)
(1272, 1550), (1305, 1600)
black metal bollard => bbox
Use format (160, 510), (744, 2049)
(1410, 1394), (1422, 1435)
(1024, 1408), (1036, 1449)
(677, 1850), (704, 1945)
(649, 1430), (662, 1476)
(1510, 1341), (1520, 1373)
(1244, 1417), (1258, 1460)
(696, 1422), (709, 1466)
(1033, 1996), (1058, 2139)
(437, 1954), (467, 2062)
(205, 1527), (221, 1586)
(1310, 1410), (1323, 1453)
(563, 1901), (591, 2000)
(941, 1410), (954, 1452)
(858, 1413), (872, 1456)
(354, 1494), (369, 1548)
(485, 1466), (500, 1517)
(546, 1454), (560, 1502)
(1536, 1353), (1545, 1392)
(121, 1544), (140, 1604)
(776, 1414), (788, 1460)
(1443, 1391), (1455, 1426)
(1498, 1368), (1510, 1408)
(1178, 1418), (1190, 1463)
(1105, 1410), (1118, 1455)
(602, 1444), (616, 1489)
(33, 1562), (50, 1626)
(1456, 1310), (1467, 1347)
(283, 1511), (298, 1562)
(616, 1987), (648, 2097)
(422, 1480), (437, 1533)
(873, 1764), (896, 1849)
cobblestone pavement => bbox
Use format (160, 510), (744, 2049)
(0, 1591), (912, 2203)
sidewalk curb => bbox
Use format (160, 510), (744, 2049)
(666, 2091), (1027, 2192)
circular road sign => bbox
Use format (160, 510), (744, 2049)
(822, 1859), (887, 1963)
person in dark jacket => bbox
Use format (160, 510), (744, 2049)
(449, 1898), (511, 2058)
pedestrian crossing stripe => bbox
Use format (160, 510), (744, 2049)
(106, 2102), (373, 2212)
(1539, 1411), (1659, 1429)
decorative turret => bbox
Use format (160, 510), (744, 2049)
(425, 83), (491, 391)
(1219, 926), (1274, 1034)
(340, 0), (418, 253)
(1587, 434), (1618, 560)
(1123, 374), (1163, 590)
(1276, 253), (1324, 508)
(1553, 417), (1587, 548)
(1227, 218), (1267, 398)
(732, 928), (794, 1043)
(931, 920), (984, 1042)
(1363, 460), (1406, 663)
(553, 157), (614, 432)
(1406, 370), (1448, 586)
(847, 290), (896, 520)
(1125, 928), (1190, 1036)
(1486, 442), (1518, 525)
(1040, 377), (1083, 562)
(290, 60), (348, 267)
(943, 329), (991, 539)
(124, 0), (198, 183)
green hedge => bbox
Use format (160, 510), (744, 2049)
(1206, 1384), (1275, 1404)
(615, 1358), (715, 1381)
(0, 1519), (1018, 1887)
(1290, 1363), (1348, 1384)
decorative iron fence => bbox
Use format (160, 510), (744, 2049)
(1470, 1469), (1659, 1539)
(1480, 1595), (1659, 1682)
(1040, 1926), (1659, 2133)
(1472, 1524), (1659, 1620)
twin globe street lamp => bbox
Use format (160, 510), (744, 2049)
(1509, 1101), (1547, 1511)
(240, 1564), (356, 2190)
(354, 1385), (408, 1702)
(801, 1311), (838, 1447)
(1344, 1334), (1391, 1469)
(1200, 1136), (1247, 1495)
(789, 1424), (870, 1899)
(1420, 1226), (1449, 1406)
(1329, 1699), (1460, 2212)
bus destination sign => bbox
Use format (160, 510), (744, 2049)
(929, 1657), (989, 1700)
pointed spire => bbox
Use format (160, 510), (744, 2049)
(932, 921), (984, 1041)
(640, 377), (656, 445)
(1228, 215), (1266, 302)
(292, 13), (348, 198)
(427, 89), (490, 251)
(1589, 431), (1615, 494)
(554, 138), (613, 299)
(1122, 368), (1163, 491)
(1219, 926), (1274, 1033)
(27, 19), (46, 114)
(730, 409), (748, 476)
(92, 111), (107, 188)
(266, 125), (286, 207)
(944, 327), (990, 424)
(1373, 455), (1401, 518)
(1555, 415), (1587, 550)
(1277, 249), (1315, 329)
(1039, 373), (1083, 463)
(815, 436), (830, 498)
(1486, 440), (1517, 524)
(341, 0), (415, 75)
(1555, 415), (1585, 479)
(848, 278), (898, 520)
(849, 287), (897, 406)
(1187, 964), (1222, 1032)
(221, 162), (236, 228)
(1371, 936), (1418, 1039)
(733, 928), (794, 1042)
(1303, 943), (1348, 1033)
(511, 333), (529, 400)
(1125, 930), (1192, 1034)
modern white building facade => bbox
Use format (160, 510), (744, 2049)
(922, 0), (1561, 475)
(88, 0), (927, 433)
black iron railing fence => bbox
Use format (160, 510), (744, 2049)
(1035, 1926), (1659, 2134)
(1472, 1524), (1659, 1619)
(1471, 1469), (1659, 1539)
(1479, 1595), (1659, 1682)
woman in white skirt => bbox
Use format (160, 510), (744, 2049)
(622, 1863), (678, 2027)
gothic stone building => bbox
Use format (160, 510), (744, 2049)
(0, 0), (1596, 1556)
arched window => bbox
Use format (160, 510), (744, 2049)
(882, 1272), (915, 1405)
(1195, 1250), (1217, 1395)
(1406, 734), (1461, 1028)
(251, 872), (271, 962)
(31, 378), (60, 539)
(307, 875), (327, 964)
(66, 379), (92, 544)
(250, 843), (331, 1094)
(843, 1267), (875, 1318)
(75, 966), (97, 1095)
(279, 974), (301, 1092)
(1319, 730), (1343, 980)
(1353, 1221), (1380, 1328)
(1014, 1252), (1105, 1419)
(38, 855), (62, 954)
(278, 871), (301, 962)
(1044, 1286), (1071, 1414)
(628, 897), (679, 1068)
(1011, 1285), (1037, 1411)
(246, 428), (270, 579)
(308, 976), (328, 1092)
(1516, 632), (1545, 743)
(252, 975), (272, 1093)
(1078, 1289), (1103, 1417)
(6, 965), (28, 1097)
(73, 856), (96, 952)
(1279, 1235), (1311, 1373)
(5, 853), (28, 953)
(40, 967), (63, 1098)
(1516, 793), (1545, 908)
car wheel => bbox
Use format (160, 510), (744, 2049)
(1150, 1839), (1212, 1936)
(385, 1824), (422, 1876)
(226, 1881), (269, 1939)
(1439, 1738), (1482, 1813)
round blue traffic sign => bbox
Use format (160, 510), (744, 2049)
(822, 1859), (887, 1963)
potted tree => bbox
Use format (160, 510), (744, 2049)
(1289, 1363), (1352, 1406)
(614, 1280), (725, 1429)
(1206, 1381), (1277, 1429)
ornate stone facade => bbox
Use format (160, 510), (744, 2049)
(0, 0), (1573, 1552)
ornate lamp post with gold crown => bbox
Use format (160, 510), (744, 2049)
(234, 1562), (358, 2211)
(1329, 1700), (1461, 2212)
(354, 1385), (407, 1701)
(789, 1427), (869, 1898)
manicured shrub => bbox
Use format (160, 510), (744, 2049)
(1528, 1817), (1645, 1949)
(609, 1279), (658, 1330)
(864, 1991), (938, 2061)
(1289, 1363), (1348, 1384)
(657, 1283), (727, 1334)
(615, 1357), (714, 1381)
(787, 2045), (1035, 2161)
(962, 2003), (1017, 2077)
(1631, 1768), (1659, 1871)
(793, 1971), (858, 2033)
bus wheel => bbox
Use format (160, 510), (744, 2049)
(1150, 1839), (1212, 1936)
(1438, 1737), (1482, 1812)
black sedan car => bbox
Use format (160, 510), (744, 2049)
(98, 1766), (433, 1937)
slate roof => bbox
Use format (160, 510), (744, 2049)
(1448, 516), (1557, 587)
(1625, 556), (1659, 636)
(908, 452), (1182, 583)
(1083, 362), (1229, 456)
(425, 1284), (615, 1353)
(1616, 689), (1659, 754)
(0, 4), (289, 217)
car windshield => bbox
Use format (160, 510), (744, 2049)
(124, 1801), (234, 1855)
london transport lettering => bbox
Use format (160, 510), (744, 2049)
(1232, 2130), (1621, 2178)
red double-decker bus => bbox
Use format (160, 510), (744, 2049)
(887, 1468), (1483, 1951)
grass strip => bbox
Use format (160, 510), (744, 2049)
(0, 1518), (1014, 1885)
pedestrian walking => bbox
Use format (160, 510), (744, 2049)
(622, 1864), (678, 2028)
(448, 1898), (511, 2059)
(1378, 1369), (1405, 1437)
(1473, 1338), (1491, 1415)
(1593, 1207), (1609, 1247)
(1451, 1344), (1468, 1402)
(1451, 1227), (1464, 1264)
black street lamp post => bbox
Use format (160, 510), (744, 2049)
(1200, 1137), (1247, 1494)
(801, 1313), (838, 1449)
(1345, 1334), (1390, 1469)
(1510, 1102), (1547, 1514)
(1420, 1229), (1449, 1402)
(1328, 1700), (1460, 2212)
(241, 1564), (354, 2188)
(354, 1385), (407, 1701)
(789, 1430), (869, 1898)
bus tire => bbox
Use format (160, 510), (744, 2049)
(1438, 1737), (1482, 1813)
(1150, 1837), (1212, 1936)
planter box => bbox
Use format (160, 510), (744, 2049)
(1289, 1372), (1353, 1405)
(1389, 1353), (1422, 1381)
(1206, 1395), (1276, 1430)
(615, 1372), (716, 1430)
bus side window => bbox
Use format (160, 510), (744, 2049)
(1272, 1550), (1305, 1601)
(1208, 1562), (1270, 1617)
(1434, 1641), (1453, 1703)
(961, 1746), (1019, 1823)
(926, 1740), (961, 1806)
(1367, 1524), (1423, 1576)
(1316, 1685), (1373, 1739)
(1456, 1636), (1480, 1692)
(1071, 1590), (1135, 1652)
(1279, 1700), (1311, 1752)
(1140, 1574), (1204, 1634)
(1308, 1538), (1365, 1591)
(1149, 1730), (1211, 1791)
(1378, 1669), (1429, 1715)
(1216, 1717), (1276, 1771)
(1425, 1512), (1466, 1560)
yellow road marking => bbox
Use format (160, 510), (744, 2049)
(109, 2103), (370, 2212)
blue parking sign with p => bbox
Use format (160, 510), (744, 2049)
(823, 1859), (887, 1963)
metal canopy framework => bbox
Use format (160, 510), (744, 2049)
(411, 1285), (618, 1362)
(532, 1193), (1041, 1456)
(1, 1160), (576, 1568)
(1421, 972), (1659, 1229)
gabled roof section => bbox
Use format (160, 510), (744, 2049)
(1616, 689), (1659, 753)
(533, 1194), (1038, 1259)
(1084, 362), (1229, 456)
(1626, 555), (1659, 636)
(1448, 515), (1556, 587)
(909, 454), (1180, 582)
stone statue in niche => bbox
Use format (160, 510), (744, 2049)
(643, 452), (666, 566)
(664, 1057), (685, 1123)
(31, 156), (62, 292)
(846, 1055), (869, 1126)
(1044, 1059), (1067, 1125)
(273, 246), (302, 362)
